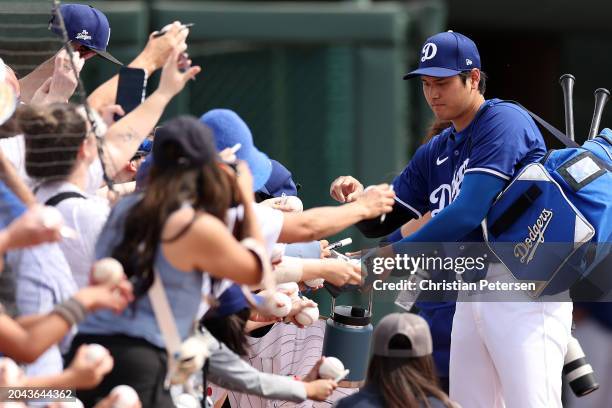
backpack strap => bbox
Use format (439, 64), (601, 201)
(596, 133), (612, 146)
(504, 100), (579, 148)
(44, 191), (86, 207)
(489, 184), (543, 238)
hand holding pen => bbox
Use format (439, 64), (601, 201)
(153, 23), (194, 38)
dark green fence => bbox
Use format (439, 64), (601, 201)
(8, 0), (446, 323)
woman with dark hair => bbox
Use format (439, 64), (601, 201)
(334, 313), (459, 408)
(69, 116), (269, 407)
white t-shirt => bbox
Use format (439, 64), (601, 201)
(35, 181), (110, 288)
(0, 134), (29, 185)
(225, 203), (284, 256)
(0, 134), (105, 194)
(198, 204), (284, 317)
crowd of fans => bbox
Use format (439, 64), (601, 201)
(0, 3), (459, 408)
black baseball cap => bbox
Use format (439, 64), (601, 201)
(153, 116), (218, 169)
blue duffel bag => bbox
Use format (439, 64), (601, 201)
(483, 129), (612, 298)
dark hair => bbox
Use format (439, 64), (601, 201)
(0, 115), (19, 140)
(19, 103), (87, 181)
(459, 70), (487, 95)
(201, 308), (251, 356)
(111, 125), (235, 298)
(366, 334), (455, 408)
(421, 119), (453, 144)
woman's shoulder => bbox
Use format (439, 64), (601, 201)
(162, 206), (226, 244)
(333, 386), (384, 408)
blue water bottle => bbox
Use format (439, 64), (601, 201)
(321, 285), (373, 388)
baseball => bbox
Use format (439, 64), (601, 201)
(92, 257), (124, 285)
(283, 196), (303, 212)
(0, 357), (22, 385)
(276, 282), (299, 298)
(318, 357), (346, 380)
(110, 385), (140, 408)
(85, 343), (109, 363)
(264, 292), (292, 317)
(304, 278), (324, 287)
(295, 305), (319, 326)
(174, 393), (200, 408)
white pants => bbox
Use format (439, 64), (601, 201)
(449, 265), (573, 408)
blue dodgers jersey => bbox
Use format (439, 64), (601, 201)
(392, 99), (546, 221)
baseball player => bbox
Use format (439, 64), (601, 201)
(330, 31), (572, 407)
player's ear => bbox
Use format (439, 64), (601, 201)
(470, 69), (480, 91)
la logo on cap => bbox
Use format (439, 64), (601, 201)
(76, 29), (92, 41)
(421, 43), (437, 62)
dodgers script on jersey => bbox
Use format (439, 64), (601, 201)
(392, 99), (547, 220)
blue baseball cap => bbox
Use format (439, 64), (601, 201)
(403, 31), (480, 79)
(49, 4), (122, 66)
(200, 109), (272, 192)
(258, 159), (298, 198)
(136, 139), (153, 156)
(135, 154), (152, 191)
(204, 284), (249, 319)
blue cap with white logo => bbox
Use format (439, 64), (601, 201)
(49, 4), (122, 65)
(403, 31), (480, 79)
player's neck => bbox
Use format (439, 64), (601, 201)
(452, 94), (486, 132)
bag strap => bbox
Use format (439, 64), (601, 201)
(200, 359), (210, 408)
(149, 269), (183, 388)
(597, 133), (612, 146)
(504, 100), (579, 148)
(489, 184), (542, 238)
(44, 191), (86, 207)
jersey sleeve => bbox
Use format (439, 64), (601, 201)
(465, 103), (546, 181)
(392, 143), (431, 218)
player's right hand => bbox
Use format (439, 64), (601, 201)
(329, 175), (364, 203)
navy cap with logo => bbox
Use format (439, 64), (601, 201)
(49, 4), (122, 65)
(258, 159), (298, 198)
(403, 31), (480, 79)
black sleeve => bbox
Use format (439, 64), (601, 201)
(355, 200), (417, 238)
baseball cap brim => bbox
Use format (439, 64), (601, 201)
(403, 67), (462, 80)
(92, 49), (123, 66)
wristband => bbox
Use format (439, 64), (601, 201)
(241, 238), (274, 291)
(52, 297), (87, 325)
